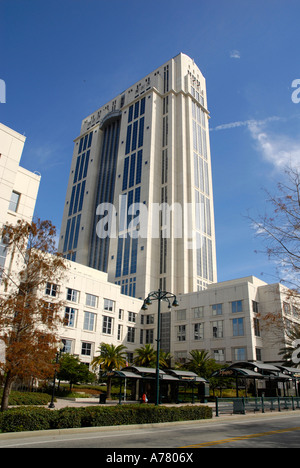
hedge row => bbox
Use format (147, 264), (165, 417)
(0, 391), (52, 406)
(0, 404), (212, 433)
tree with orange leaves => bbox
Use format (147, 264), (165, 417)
(0, 219), (66, 411)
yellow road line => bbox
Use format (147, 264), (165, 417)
(180, 426), (300, 447)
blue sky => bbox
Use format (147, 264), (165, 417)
(1, 0), (300, 284)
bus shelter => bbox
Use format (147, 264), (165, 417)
(102, 366), (209, 404)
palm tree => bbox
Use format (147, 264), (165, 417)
(159, 351), (173, 369)
(185, 349), (212, 379)
(134, 344), (156, 367)
(91, 343), (127, 398)
(279, 324), (300, 366)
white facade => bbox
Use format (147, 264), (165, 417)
(0, 122), (41, 277)
(170, 276), (300, 365)
(42, 269), (300, 368)
(58, 53), (217, 299)
(46, 261), (143, 364)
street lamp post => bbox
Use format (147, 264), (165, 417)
(48, 342), (64, 409)
(141, 289), (179, 406)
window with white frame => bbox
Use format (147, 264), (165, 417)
(231, 300), (243, 313)
(212, 320), (223, 338)
(66, 288), (79, 303)
(102, 316), (113, 334)
(232, 318), (244, 336)
(104, 298), (115, 312)
(128, 311), (136, 323)
(84, 311), (96, 331)
(45, 282), (58, 297)
(193, 306), (204, 318)
(212, 304), (222, 316)
(64, 307), (76, 327)
(233, 347), (246, 361)
(177, 325), (186, 341)
(86, 293), (98, 308)
(62, 339), (73, 354)
(177, 309), (186, 321)
(8, 191), (20, 212)
(81, 342), (92, 356)
(194, 323), (204, 340)
(146, 329), (154, 344)
(213, 349), (225, 362)
(127, 326), (135, 343)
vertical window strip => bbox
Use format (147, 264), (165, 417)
(132, 120), (138, 151)
(138, 117), (144, 148)
(68, 186), (76, 216)
(63, 219), (71, 253)
(128, 105), (133, 123)
(78, 180), (86, 212)
(122, 157), (130, 191)
(116, 237), (124, 278)
(129, 153), (136, 188)
(68, 217), (76, 252)
(125, 124), (132, 154)
(73, 214), (81, 250)
(140, 97), (146, 115)
(136, 150), (143, 185)
(73, 155), (81, 184)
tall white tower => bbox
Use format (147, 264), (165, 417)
(59, 53), (217, 299)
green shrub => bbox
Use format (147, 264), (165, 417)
(0, 407), (56, 433)
(0, 404), (212, 433)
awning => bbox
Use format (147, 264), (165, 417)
(123, 366), (166, 376)
(211, 367), (264, 379)
(102, 370), (141, 379)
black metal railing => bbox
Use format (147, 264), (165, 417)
(215, 396), (300, 416)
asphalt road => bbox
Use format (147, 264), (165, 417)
(0, 412), (300, 450)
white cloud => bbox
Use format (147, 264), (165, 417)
(230, 49), (241, 59)
(248, 120), (300, 169)
(210, 116), (281, 132)
(210, 115), (300, 169)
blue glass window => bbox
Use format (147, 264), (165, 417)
(140, 97), (146, 115)
(116, 237), (124, 278)
(135, 186), (141, 203)
(138, 117), (144, 148)
(127, 190), (134, 227)
(136, 150), (142, 185)
(73, 183), (81, 214)
(122, 157), (130, 191)
(132, 121), (138, 151)
(134, 101), (139, 119)
(68, 186), (76, 216)
(78, 138), (83, 154)
(63, 219), (71, 252)
(123, 235), (131, 276)
(130, 238), (138, 274)
(128, 105), (133, 123)
(125, 125), (132, 154)
(83, 150), (90, 179)
(83, 134), (88, 151)
(78, 153), (85, 181)
(88, 132), (93, 148)
(73, 156), (81, 183)
(78, 180), (86, 212)
(68, 217), (76, 251)
(73, 214), (81, 250)
(129, 153), (136, 188)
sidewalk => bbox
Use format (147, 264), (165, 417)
(49, 398), (216, 411)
